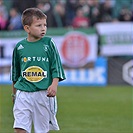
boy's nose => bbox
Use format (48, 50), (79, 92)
(42, 25), (46, 30)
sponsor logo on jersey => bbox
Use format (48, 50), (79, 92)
(22, 57), (49, 62)
(22, 66), (47, 82)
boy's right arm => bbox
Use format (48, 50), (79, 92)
(11, 46), (20, 102)
(12, 81), (16, 103)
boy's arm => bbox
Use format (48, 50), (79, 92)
(11, 46), (20, 102)
(12, 81), (16, 102)
(50, 40), (66, 82)
(47, 78), (59, 97)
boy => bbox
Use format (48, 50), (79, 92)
(11, 8), (66, 133)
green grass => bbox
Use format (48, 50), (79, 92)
(0, 85), (133, 133)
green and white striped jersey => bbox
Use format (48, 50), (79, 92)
(11, 37), (66, 92)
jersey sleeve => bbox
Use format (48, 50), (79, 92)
(50, 39), (66, 82)
(11, 46), (20, 82)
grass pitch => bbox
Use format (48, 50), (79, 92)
(0, 85), (132, 133)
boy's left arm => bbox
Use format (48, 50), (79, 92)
(47, 78), (59, 97)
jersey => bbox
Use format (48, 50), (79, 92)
(11, 37), (66, 92)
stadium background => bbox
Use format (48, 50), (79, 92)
(0, 0), (133, 133)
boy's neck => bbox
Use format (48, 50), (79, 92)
(27, 37), (42, 42)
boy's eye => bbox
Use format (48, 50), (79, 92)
(36, 24), (47, 27)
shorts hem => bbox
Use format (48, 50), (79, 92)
(13, 125), (29, 133)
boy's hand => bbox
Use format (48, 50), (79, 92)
(47, 78), (59, 97)
(47, 84), (57, 97)
(11, 94), (16, 103)
(12, 82), (16, 103)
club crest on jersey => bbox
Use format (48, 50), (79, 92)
(44, 45), (49, 51)
(22, 66), (47, 82)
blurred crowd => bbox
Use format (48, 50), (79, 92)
(0, 0), (133, 30)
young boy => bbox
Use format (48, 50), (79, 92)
(11, 8), (66, 133)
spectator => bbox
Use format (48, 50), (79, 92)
(0, 0), (133, 30)
(99, 0), (113, 22)
(77, 0), (89, 17)
(37, 0), (54, 27)
(132, 10), (133, 21)
(0, 10), (7, 30)
(53, 1), (66, 27)
(7, 7), (22, 30)
(0, 0), (8, 30)
(65, 0), (78, 27)
(72, 7), (89, 28)
(12, 0), (37, 13)
(87, 0), (101, 26)
(118, 6), (132, 21)
(132, 4), (133, 21)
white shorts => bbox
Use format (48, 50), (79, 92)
(13, 90), (59, 133)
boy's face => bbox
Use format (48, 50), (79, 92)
(24, 16), (47, 41)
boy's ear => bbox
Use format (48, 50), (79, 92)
(24, 25), (30, 33)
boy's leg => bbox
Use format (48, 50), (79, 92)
(13, 90), (32, 133)
(14, 128), (26, 133)
(33, 91), (59, 133)
(33, 91), (50, 133)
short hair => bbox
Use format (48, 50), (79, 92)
(21, 8), (47, 26)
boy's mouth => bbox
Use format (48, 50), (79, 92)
(41, 33), (45, 36)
